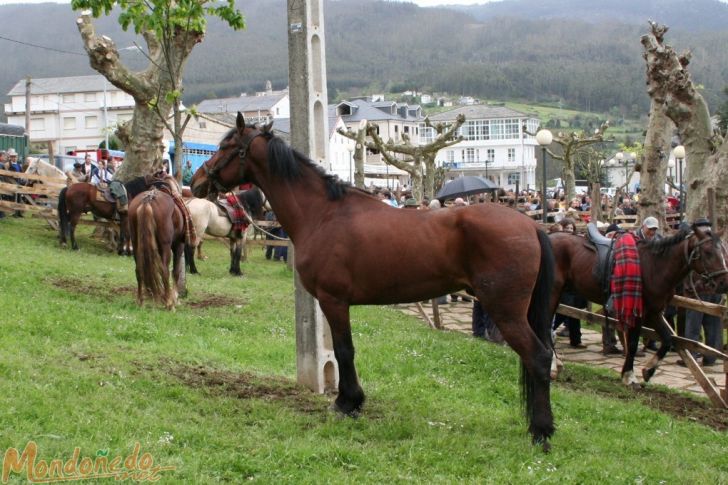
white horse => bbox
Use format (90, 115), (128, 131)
(24, 157), (70, 183)
(185, 188), (265, 276)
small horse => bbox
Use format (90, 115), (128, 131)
(190, 113), (558, 450)
(128, 188), (187, 310)
(550, 228), (728, 386)
(57, 174), (180, 254)
(185, 187), (265, 276)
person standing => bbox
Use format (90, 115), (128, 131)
(182, 160), (193, 186)
(82, 154), (96, 183)
(6, 149), (25, 217)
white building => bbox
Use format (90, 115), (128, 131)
(425, 105), (541, 191)
(334, 97), (425, 188)
(4, 75), (134, 156)
(196, 84), (290, 124)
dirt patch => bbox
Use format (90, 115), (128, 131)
(48, 276), (242, 308)
(186, 294), (244, 309)
(556, 369), (728, 431)
(49, 276), (133, 299)
(163, 361), (326, 414)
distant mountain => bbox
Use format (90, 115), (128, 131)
(454, 0), (728, 32)
(0, 0), (727, 120)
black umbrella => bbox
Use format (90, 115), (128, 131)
(436, 176), (499, 200)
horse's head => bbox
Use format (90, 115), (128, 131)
(686, 225), (728, 294)
(191, 112), (273, 200)
(238, 186), (266, 221)
(24, 157), (39, 175)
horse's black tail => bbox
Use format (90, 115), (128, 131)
(185, 243), (198, 274)
(58, 187), (69, 242)
(521, 228), (556, 447)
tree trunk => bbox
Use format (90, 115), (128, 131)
(639, 101), (674, 228)
(76, 11), (201, 182)
(642, 22), (726, 226)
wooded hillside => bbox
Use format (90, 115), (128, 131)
(1, 0), (727, 116)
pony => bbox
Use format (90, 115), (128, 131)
(549, 228), (728, 387)
(185, 187), (266, 276)
(24, 157), (68, 183)
(57, 174), (180, 254)
(128, 188), (187, 310)
(190, 113), (557, 450)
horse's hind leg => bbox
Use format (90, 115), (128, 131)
(229, 238), (243, 276)
(479, 292), (554, 449)
(621, 327), (642, 388)
(69, 212), (82, 251)
(317, 295), (365, 416)
(185, 243), (199, 274)
(172, 240), (187, 299)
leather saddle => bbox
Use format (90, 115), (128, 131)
(586, 223), (615, 297)
(215, 197), (241, 223)
(95, 185), (115, 203)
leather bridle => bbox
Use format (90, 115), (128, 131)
(684, 231), (728, 290)
(202, 127), (265, 197)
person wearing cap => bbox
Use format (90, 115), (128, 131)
(679, 217), (723, 367)
(634, 216), (661, 242)
(403, 198), (419, 209)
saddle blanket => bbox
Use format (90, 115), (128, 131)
(609, 232), (643, 330)
(216, 195), (249, 238)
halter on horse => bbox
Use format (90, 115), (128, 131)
(190, 112), (558, 450)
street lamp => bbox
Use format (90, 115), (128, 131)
(616, 151), (625, 195)
(673, 145), (685, 222)
(536, 129), (553, 223)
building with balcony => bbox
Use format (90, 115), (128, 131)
(5, 75), (135, 156)
(425, 105), (541, 192)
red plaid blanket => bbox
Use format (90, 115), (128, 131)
(609, 232), (643, 329)
(225, 194), (249, 238)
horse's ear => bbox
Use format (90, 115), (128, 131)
(262, 120), (274, 133)
(236, 112), (245, 131)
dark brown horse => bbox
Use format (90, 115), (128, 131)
(550, 228), (728, 386)
(57, 176), (178, 254)
(190, 113), (558, 449)
(128, 188), (187, 310)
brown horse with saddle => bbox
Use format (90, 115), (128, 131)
(550, 223), (728, 387)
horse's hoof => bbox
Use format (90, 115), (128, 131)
(532, 436), (551, 453)
(642, 367), (656, 382)
(329, 401), (361, 418)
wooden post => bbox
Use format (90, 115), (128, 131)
(287, 0), (338, 394)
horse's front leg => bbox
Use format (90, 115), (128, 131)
(642, 313), (674, 382)
(317, 296), (365, 416)
(229, 238), (243, 276)
(621, 327), (642, 388)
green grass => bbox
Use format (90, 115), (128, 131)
(0, 217), (726, 483)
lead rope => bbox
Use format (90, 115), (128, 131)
(243, 211), (289, 240)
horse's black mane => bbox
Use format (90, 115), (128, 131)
(641, 227), (691, 255)
(222, 126), (350, 201)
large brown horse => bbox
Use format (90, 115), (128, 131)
(128, 188), (187, 310)
(550, 228), (728, 386)
(190, 113), (557, 450)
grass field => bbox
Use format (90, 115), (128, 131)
(0, 216), (726, 483)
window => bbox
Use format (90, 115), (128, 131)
(446, 151), (455, 164)
(486, 149), (495, 162)
(419, 124), (435, 144)
(63, 117), (76, 130)
(466, 148), (476, 163)
(30, 118), (45, 131)
(490, 119), (505, 140)
(504, 118), (520, 139)
(199, 121), (207, 129)
(62, 93), (75, 103)
(84, 92), (96, 102)
(85, 115), (98, 129)
(508, 172), (520, 185)
(507, 148), (516, 162)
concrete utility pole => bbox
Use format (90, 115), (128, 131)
(287, 0), (338, 394)
(25, 77), (31, 136)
